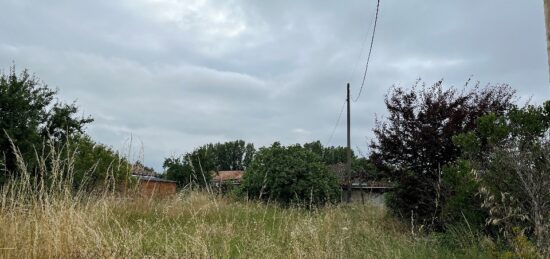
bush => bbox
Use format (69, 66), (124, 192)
(68, 135), (132, 191)
(239, 142), (341, 206)
(370, 80), (515, 229)
(455, 102), (550, 256)
(439, 160), (487, 229)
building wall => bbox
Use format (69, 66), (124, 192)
(139, 181), (177, 198)
(341, 190), (385, 206)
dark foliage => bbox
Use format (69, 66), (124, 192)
(239, 142), (341, 206)
(353, 157), (384, 181)
(0, 66), (93, 185)
(370, 79), (515, 229)
(439, 160), (487, 229)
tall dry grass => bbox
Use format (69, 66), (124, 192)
(0, 144), (493, 258)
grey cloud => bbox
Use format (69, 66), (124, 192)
(1, 0), (549, 171)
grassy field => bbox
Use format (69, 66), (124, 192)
(0, 149), (498, 258)
(0, 186), (496, 258)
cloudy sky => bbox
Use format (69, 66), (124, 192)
(1, 0), (549, 171)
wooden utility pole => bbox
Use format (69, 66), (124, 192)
(346, 83), (352, 203)
(545, 0), (550, 80)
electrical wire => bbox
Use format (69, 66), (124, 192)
(325, 0), (381, 148)
(325, 100), (346, 146)
(347, 6), (377, 84)
(354, 0), (380, 102)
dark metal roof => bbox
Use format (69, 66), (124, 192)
(131, 174), (177, 183)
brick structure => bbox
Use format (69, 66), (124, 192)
(133, 175), (177, 198)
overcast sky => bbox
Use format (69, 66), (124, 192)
(1, 0), (549, 171)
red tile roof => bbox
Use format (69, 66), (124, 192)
(213, 171), (244, 182)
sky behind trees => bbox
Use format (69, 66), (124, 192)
(0, 0), (548, 170)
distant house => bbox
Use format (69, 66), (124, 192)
(213, 170), (243, 187)
(212, 170), (243, 193)
(132, 175), (177, 198)
(328, 162), (394, 203)
(132, 163), (156, 177)
(131, 163), (176, 197)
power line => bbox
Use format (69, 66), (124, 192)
(325, 100), (346, 146)
(347, 6), (377, 84)
(354, 0), (380, 102)
(326, 0), (381, 149)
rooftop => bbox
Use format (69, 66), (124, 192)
(213, 171), (244, 182)
(132, 174), (177, 183)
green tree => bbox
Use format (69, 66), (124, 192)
(239, 142), (341, 206)
(455, 102), (550, 255)
(0, 66), (92, 184)
(42, 102), (93, 142)
(68, 135), (132, 191)
(303, 141), (383, 182)
(214, 140), (255, 171)
(163, 157), (198, 188)
(163, 140), (255, 187)
(303, 140), (353, 165)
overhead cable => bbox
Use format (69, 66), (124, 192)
(354, 0), (380, 102)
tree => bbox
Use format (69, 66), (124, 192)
(213, 140), (255, 171)
(303, 140), (353, 165)
(163, 157), (199, 188)
(303, 141), (384, 183)
(163, 140), (255, 187)
(352, 157), (382, 181)
(370, 79), (515, 229)
(0, 66), (92, 184)
(42, 102), (93, 142)
(239, 142), (341, 206)
(455, 102), (550, 255)
(69, 135), (132, 191)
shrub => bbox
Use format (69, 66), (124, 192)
(68, 135), (132, 191)
(455, 102), (550, 256)
(370, 80), (515, 229)
(239, 142), (341, 206)
(439, 160), (487, 229)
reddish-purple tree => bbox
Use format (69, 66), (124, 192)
(370, 79), (515, 229)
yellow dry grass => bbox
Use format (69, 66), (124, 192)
(0, 147), (492, 258)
